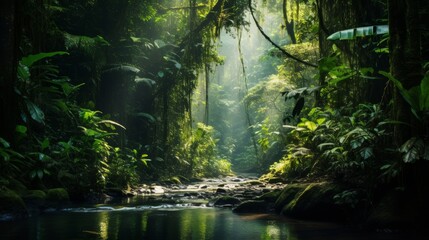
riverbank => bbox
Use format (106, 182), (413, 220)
(1, 174), (426, 234)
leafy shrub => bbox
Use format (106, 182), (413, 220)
(174, 123), (232, 178)
(271, 103), (395, 186)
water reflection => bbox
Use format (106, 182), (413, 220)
(0, 207), (421, 240)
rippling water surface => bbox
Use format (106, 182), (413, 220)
(0, 203), (420, 240)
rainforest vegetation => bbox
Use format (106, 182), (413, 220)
(1, 0), (428, 228)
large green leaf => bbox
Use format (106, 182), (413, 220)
(25, 100), (45, 124)
(327, 25), (389, 40)
(360, 147), (374, 160)
(400, 137), (424, 163)
(419, 75), (429, 111)
(21, 51), (68, 67)
(379, 71), (419, 111)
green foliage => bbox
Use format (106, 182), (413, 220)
(0, 137), (27, 183)
(327, 25), (389, 40)
(174, 123), (231, 178)
(108, 147), (149, 188)
(380, 71), (429, 163)
(20, 52), (68, 67)
(273, 104), (395, 185)
(381, 71), (429, 120)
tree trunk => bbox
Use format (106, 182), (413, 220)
(388, 0), (423, 145)
(0, 0), (20, 143)
(282, 0), (296, 44)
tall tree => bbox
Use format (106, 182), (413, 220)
(0, 0), (20, 143)
(388, 0), (426, 144)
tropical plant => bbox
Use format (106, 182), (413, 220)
(174, 123), (231, 178)
(275, 103), (393, 184)
(380, 70), (429, 163)
(327, 25), (389, 40)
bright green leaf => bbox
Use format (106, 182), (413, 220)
(21, 51), (68, 67)
(41, 138), (50, 150)
(419, 75), (429, 111)
(15, 125), (27, 134)
(304, 121), (318, 131)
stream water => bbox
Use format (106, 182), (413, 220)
(0, 176), (421, 239)
(0, 203), (419, 240)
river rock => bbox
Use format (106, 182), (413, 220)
(213, 196), (241, 207)
(232, 200), (267, 213)
(279, 182), (344, 221)
(23, 190), (47, 207)
(0, 189), (28, 220)
(257, 190), (281, 203)
(216, 188), (227, 194)
(274, 184), (307, 212)
(138, 188), (151, 194)
(46, 188), (69, 202)
(104, 188), (127, 197)
(150, 186), (165, 194)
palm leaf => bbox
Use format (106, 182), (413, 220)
(327, 25), (389, 40)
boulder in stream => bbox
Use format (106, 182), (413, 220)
(233, 200), (268, 213)
(212, 196), (241, 207)
(0, 189), (28, 220)
(279, 182), (344, 221)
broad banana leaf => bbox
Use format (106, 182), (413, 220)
(327, 25), (389, 40)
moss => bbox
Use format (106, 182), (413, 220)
(24, 190), (47, 200)
(213, 196), (241, 206)
(247, 180), (263, 186)
(281, 182), (344, 221)
(257, 190), (281, 203)
(233, 200), (267, 213)
(274, 183), (308, 212)
(0, 189), (27, 218)
(46, 188), (69, 202)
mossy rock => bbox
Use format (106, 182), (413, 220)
(213, 196), (241, 207)
(274, 183), (308, 212)
(233, 200), (267, 213)
(267, 177), (284, 184)
(24, 190), (47, 200)
(257, 190), (281, 203)
(104, 188), (127, 197)
(6, 179), (27, 195)
(247, 180), (263, 186)
(0, 189), (28, 219)
(281, 182), (344, 221)
(46, 188), (69, 202)
(22, 190), (47, 209)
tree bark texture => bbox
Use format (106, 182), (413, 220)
(0, 0), (20, 143)
(388, 0), (424, 144)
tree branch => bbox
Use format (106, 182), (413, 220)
(178, 0), (225, 49)
(248, 0), (317, 68)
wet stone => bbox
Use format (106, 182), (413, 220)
(216, 188), (227, 194)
